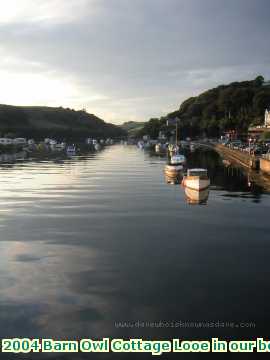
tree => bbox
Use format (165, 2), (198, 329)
(254, 75), (264, 87)
(253, 91), (270, 116)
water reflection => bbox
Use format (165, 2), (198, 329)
(0, 151), (27, 164)
(164, 173), (183, 185)
(0, 145), (270, 358)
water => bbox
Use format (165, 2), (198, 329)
(0, 145), (270, 358)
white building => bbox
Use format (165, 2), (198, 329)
(265, 109), (270, 127)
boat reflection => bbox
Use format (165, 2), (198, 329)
(0, 151), (27, 164)
(165, 172), (183, 185)
(184, 187), (209, 205)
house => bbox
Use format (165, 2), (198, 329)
(265, 109), (270, 127)
(0, 138), (13, 145)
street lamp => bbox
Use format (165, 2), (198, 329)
(248, 138), (252, 155)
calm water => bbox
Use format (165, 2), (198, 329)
(1, 145), (270, 358)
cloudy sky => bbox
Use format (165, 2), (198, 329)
(0, 0), (269, 124)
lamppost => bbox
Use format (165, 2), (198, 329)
(248, 137), (252, 155)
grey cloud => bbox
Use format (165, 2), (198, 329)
(0, 0), (269, 122)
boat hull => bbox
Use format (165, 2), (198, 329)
(185, 187), (209, 204)
(164, 164), (183, 177)
(182, 178), (210, 191)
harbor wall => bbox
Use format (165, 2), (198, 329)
(213, 144), (259, 170)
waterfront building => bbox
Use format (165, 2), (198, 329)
(265, 109), (270, 127)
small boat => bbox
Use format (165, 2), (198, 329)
(137, 141), (144, 150)
(165, 172), (183, 185)
(182, 168), (210, 191)
(94, 143), (101, 151)
(164, 154), (186, 177)
(155, 143), (162, 153)
(66, 145), (76, 155)
(155, 143), (167, 155)
(190, 144), (195, 152)
(185, 187), (209, 205)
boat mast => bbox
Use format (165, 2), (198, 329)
(175, 117), (180, 146)
(175, 122), (178, 145)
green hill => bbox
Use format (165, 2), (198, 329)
(138, 76), (270, 139)
(0, 104), (126, 140)
(121, 121), (145, 136)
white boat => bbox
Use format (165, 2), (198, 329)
(155, 143), (161, 153)
(182, 168), (210, 191)
(66, 145), (76, 155)
(164, 154), (186, 177)
(171, 154), (186, 165)
(155, 143), (166, 154)
(94, 143), (101, 151)
(185, 187), (209, 205)
(165, 172), (183, 185)
(137, 141), (144, 149)
(190, 144), (195, 152)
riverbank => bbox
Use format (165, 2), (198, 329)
(213, 144), (260, 170)
(211, 143), (270, 191)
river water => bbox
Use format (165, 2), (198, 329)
(0, 145), (270, 358)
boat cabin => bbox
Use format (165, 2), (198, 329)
(187, 168), (208, 178)
(170, 155), (185, 165)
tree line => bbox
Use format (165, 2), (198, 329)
(138, 76), (270, 139)
(0, 105), (126, 140)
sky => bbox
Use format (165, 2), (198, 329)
(0, 0), (269, 124)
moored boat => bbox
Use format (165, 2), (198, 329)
(155, 143), (167, 154)
(164, 154), (186, 177)
(182, 168), (210, 191)
(66, 145), (76, 155)
(165, 172), (183, 185)
(185, 187), (209, 205)
(137, 141), (144, 150)
(94, 143), (101, 151)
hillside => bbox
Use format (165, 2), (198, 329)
(0, 105), (126, 140)
(121, 121), (145, 136)
(138, 76), (270, 139)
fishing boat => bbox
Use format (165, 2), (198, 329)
(185, 187), (209, 205)
(164, 154), (186, 177)
(182, 168), (210, 191)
